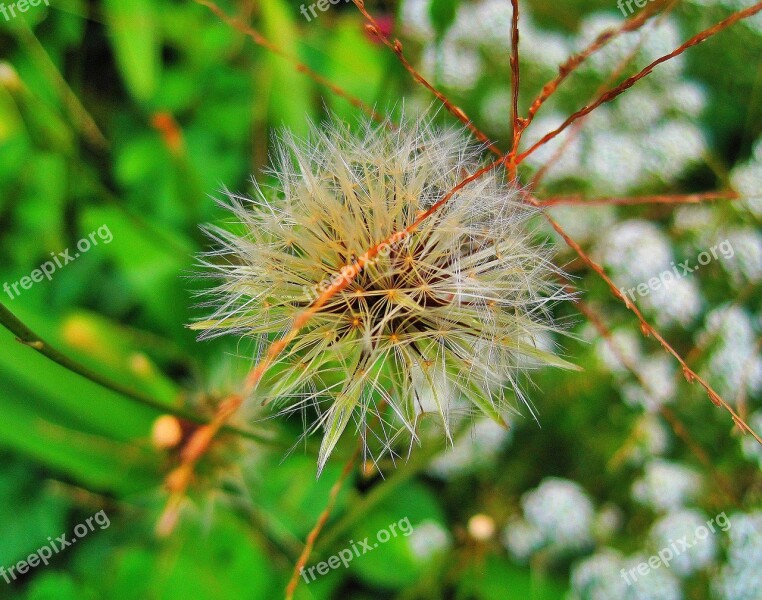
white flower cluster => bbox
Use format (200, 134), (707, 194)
(570, 549), (683, 600)
(502, 477), (596, 561)
(427, 417), (512, 479)
(741, 411), (762, 467)
(406, 519), (452, 562)
(714, 512), (762, 600)
(631, 459), (702, 512)
(649, 509), (717, 577)
(699, 305), (762, 400)
(593, 326), (678, 415)
(731, 137), (762, 217)
(595, 220), (702, 327)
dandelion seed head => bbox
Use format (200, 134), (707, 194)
(193, 114), (572, 472)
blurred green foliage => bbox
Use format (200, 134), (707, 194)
(0, 0), (760, 599)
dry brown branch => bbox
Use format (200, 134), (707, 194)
(516, 3), (762, 164)
(530, 199), (762, 446)
(506, 0), (525, 178)
(523, 1), (671, 130)
(352, 0), (504, 157)
(528, 2), (680, 189)
(284, 443), (361, 600)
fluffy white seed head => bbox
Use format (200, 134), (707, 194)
(192, 114), (574, 473)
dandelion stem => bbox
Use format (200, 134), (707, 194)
(284, 442), (361, 600)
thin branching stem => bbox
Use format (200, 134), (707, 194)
(284, 442), (361, 600)
(352, 0), (503, 156)
(530, 202), (762, 446)
(516, 3), (762, 164)
(523, 1), (671, 130)
(576, 298), (736, 503)
(506, 0), (524, 178)
(529, 2), (679, 189)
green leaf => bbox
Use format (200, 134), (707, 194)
(102, 0), (161, 102)
(260, 0), (314, 135)
(348, 482), (447, 588)
(458, 555), (569, 599)
(429, 0), (459, 40)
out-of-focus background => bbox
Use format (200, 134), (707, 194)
(0, 0), (761, 598)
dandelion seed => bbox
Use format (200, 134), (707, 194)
(192, 114), (574, 473)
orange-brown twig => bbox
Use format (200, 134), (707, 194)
(577, 300), (712, 469)
(516, 3), (762, 164)
(524, 1), (669, 130)
(284, 443), (361, 600)
(529, 2), (679, 189)
(506, 0), (525, 178)
(539, 190), (741, 207)
(156, 393), (243, 536)
(530, 199), (762, 446)
(352, 0), (503, 157)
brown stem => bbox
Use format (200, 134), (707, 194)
(516, 3), (762, 164)
(284, 443), (361, 600)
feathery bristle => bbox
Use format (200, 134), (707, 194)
(192, 114), (575, 473)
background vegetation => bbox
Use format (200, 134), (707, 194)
(0, 0), (760, 598)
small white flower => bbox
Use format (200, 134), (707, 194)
(649, 510), (718, 577)
(632, 460), (702, 511)
(521, 478), (595, 554)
